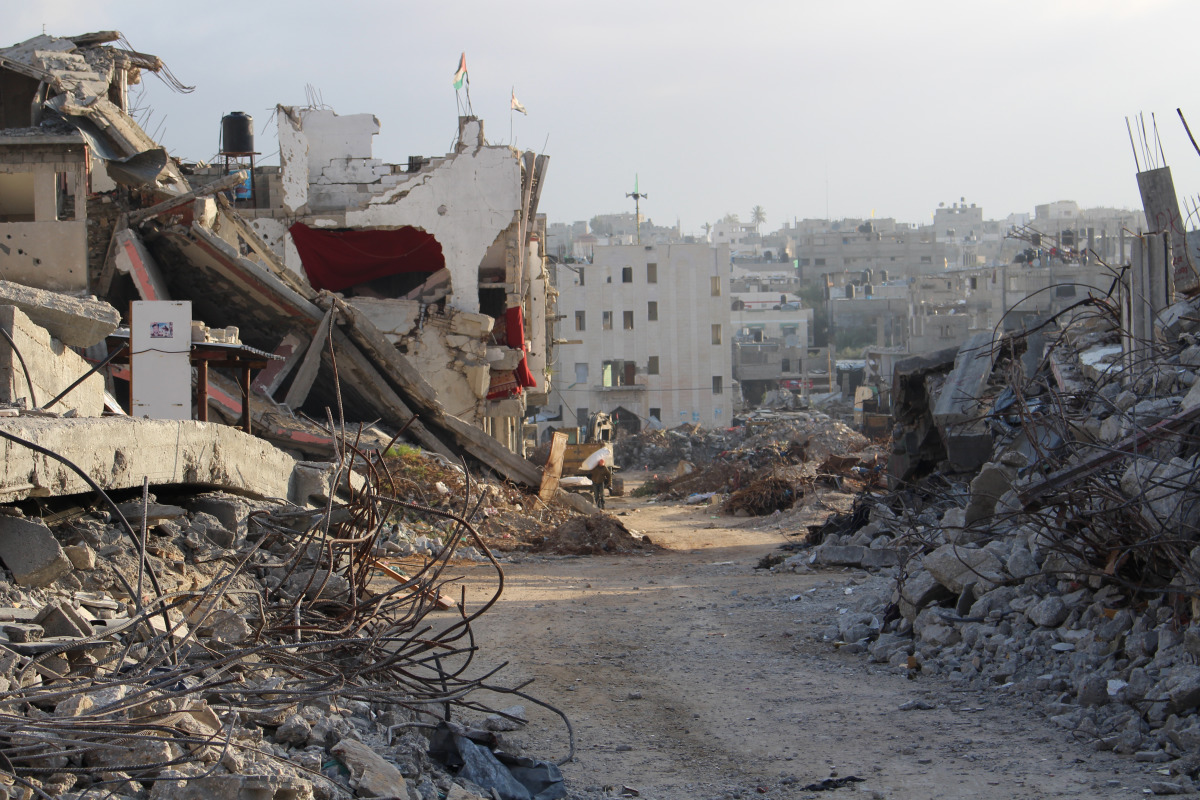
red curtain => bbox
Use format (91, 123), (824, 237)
(289, 222), (444, 292)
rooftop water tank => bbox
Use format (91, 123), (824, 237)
(221, 111), (254, 154)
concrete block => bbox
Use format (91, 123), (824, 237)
(0, 281), (119, 347)
(898, 569), (952, 622)
(0, 417), (296, 503)
(0, 516), (72, 587)
(33, 599), (92, 637)
(965, 462), (1014, 524)
(811, 543), (867, 567)
(924, 543), (1004, 594)
(63, 543), (96, 570)
(0, 305), (104, 416)
(187, 493), (253, 542)
(941, 419), (993, 473)
(932, 331), (996, 426)
(330, 738), (409, 798)
(289, 461), (366, 505)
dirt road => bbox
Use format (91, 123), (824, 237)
(447, 487), (1158, 799)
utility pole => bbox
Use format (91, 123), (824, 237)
(626, 175), (647, 245)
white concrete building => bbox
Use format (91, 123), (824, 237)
(552, 243), (733, 432)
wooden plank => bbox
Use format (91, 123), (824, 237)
(538, 431), (568, 504)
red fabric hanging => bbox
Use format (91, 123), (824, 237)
(289, 222), (444, 292)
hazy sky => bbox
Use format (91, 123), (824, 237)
(11, 1), (1200, 235)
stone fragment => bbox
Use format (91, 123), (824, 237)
(330, 739), (409, 799)
(0, 517), (72, 587)
(1005, 547), (1038, 580)
(148, 774), (313, 800)
(1162, 667), (1200, 715)
(188, 493), (252, 543)
(63, 543), (96, 570)
(1027, 596), (1069, 628)
(205, 610), (251, 644)
(964, 462), (1013, 524)
(445, 786), (487, 800)
(114, 502), (188, 525)
(485, 705), (528, 732)
(2, 623), (42, 642)
(285, 568), (350, 601)
(55, 695), (94, 717)
(33, 600), (92, 638)
(858, 547), (900, 569)
(898, 569), (952, 622)
(924, 544), (1004, 594)
(810, 544), (866, 567)
(1149, 780), (1192, 796)
(1076, 674), (1109, 707)
(868, 633), (912, 663)
(274, 714), (311, 747)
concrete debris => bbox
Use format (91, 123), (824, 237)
(0, 280), (120, 347)
(0, 422), (571, 800)
(0, 516), (73, 587)
(777, 287), (1200, 774)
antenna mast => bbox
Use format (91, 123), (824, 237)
(626, 174), (648, 245)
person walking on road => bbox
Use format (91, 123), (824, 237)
(589, 458), (612, 510)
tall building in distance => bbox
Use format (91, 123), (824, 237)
(551, 243), (734, 433)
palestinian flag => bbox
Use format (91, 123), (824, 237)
(453, 53), (468, 89)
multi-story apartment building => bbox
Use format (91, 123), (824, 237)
(551, 243), (734, 432)
(794, 222), (951, 282)
(728, 274), (817, 401)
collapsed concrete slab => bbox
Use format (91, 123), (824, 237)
(0, 280), (119, 347)
(0, 416), (297, 502)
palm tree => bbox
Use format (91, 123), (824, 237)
(751, 205), (767, 232)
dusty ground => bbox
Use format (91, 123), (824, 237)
(441, 479), (1162, 799)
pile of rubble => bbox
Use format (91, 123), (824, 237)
(616, 413), (866, 474)
(618, 415), (873, 517)
(0, 434), (573, 800)
(778, 290), (1200, 788)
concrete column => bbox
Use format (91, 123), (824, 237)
(32, 163), (57, 221)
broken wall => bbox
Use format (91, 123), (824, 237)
(277, 110), (523, 318)
(0, 305), (104, 416)
(0, 134), (89, 291)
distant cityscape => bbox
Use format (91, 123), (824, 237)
(544, 200), (1147, 434)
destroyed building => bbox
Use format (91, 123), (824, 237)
(0, 30), (558, 466)
(0, 28), (590, 800)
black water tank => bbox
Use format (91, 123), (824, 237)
(221, 112), (255, 154)
(845, 284), (857, 299)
